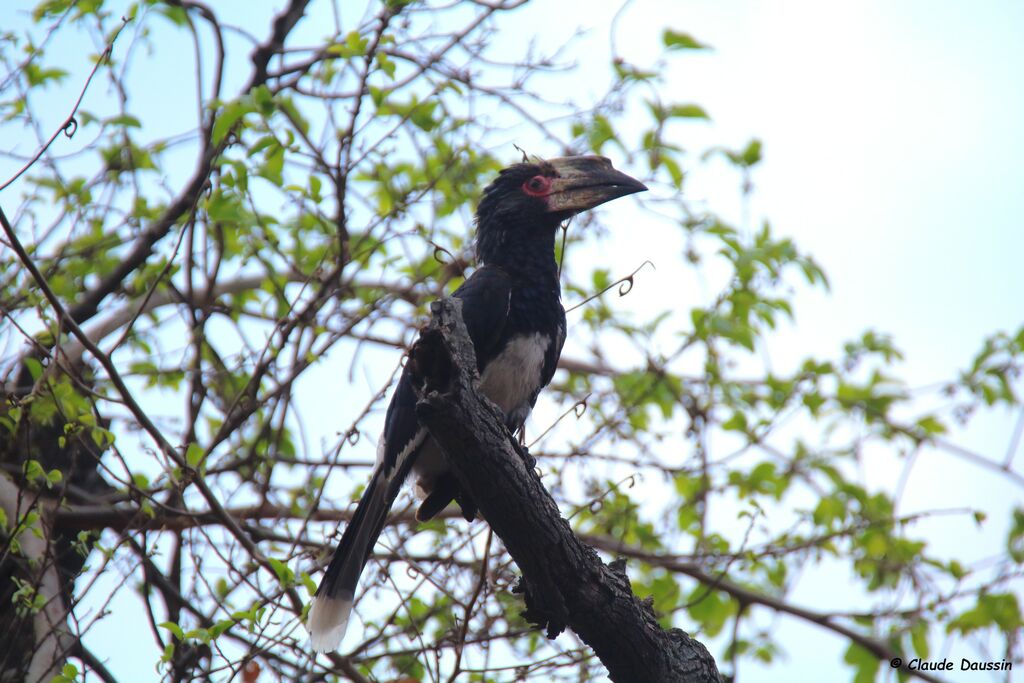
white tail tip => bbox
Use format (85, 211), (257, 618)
(308, 593), (353, 652)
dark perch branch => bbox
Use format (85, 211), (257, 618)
(409, 298), (722, 683)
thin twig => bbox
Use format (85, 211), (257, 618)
(448, 528), (494, 682)
(0, 17), (129, 193)
(565, 260), (655, 314)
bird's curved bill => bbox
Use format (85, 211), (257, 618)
(545, 156), (647, 214)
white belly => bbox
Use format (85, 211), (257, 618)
(411, 332), (549, 497)
(478, 333), (549, 417)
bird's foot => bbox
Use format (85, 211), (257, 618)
(517, 444), (537, 470)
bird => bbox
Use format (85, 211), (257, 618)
(307, 155), (646, 652)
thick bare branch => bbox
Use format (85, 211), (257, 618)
(583, 535), (947, 683)
(408, 298), (722, 683)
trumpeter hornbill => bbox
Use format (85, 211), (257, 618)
(308, 155), (646, 651)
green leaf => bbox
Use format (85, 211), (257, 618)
(300, 571), (317, 595)
(613, 60), (658, 82)
(209, 618), (234, 639)
(1008, 507), (1024, 562)
(661, 155), (684, 188)
(159, 621), (184, 641)
(662, 29), (710, 50)
(24, 357), (44, 381)
(741, 138), (762, 166)
(587, 114), (616, 153)
(947, 592), (1024, 635)
(376, 51), (396, 78)
(667, 104), (709, 120)
(105, 114), (141, 128)
(212, 100), (252, 145)
(914, 414), (947, 437)
(842, 642), (880, 683)
(369, 86), (387, 109)
(813, 495), (846, 527)
(260, 143), (285, 185)
(276, 95), (308, 133)
(33, 0), (73, 20)
(24, 63), (68, 87)
(686, 588), (734, 637)
(910, 620), (929, 659)
(23, 459), (45, 481)
(947, 559), (966, 580)
(185, 443), (204, 468)
(156, 4), (188, 26)
(268, 557), (294, 586)
(46, 468), (62, 486)
(328, 30), (369, 58)
(721, 412), (748, 432)
(184, 627), (211, 644)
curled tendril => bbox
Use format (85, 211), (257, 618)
(588, 499), (604, 514)
(0, 18), (126, 193)
(565, 259), (656, 313)
(618, 260), (655, 297)
(573, 396), (589, 418)
(405, 565), (420, 579)
(346, 430), (360, 446)
(430, 241), (454, 265)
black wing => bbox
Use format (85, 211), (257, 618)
(451, 264), (513, 371)
(538, 310), (566, 393)
(378, 265), (512, 476)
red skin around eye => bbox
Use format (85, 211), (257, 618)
(522, 175), (552, 197)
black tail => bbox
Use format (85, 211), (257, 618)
(308, 434), (424, 652)
(308, 466), (395, 651)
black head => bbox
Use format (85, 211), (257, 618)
(474, 155), (646, 268)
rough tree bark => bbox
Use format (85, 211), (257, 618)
(408, 298), (723, 683)
(0, 362), (115, 682)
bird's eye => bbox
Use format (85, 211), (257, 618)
(523, 175), (551, 196)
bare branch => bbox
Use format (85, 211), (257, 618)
(409, 298), (722, 683)
(584, 535), (946, 683)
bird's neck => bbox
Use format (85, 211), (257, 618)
(477, 219), (561, 291)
